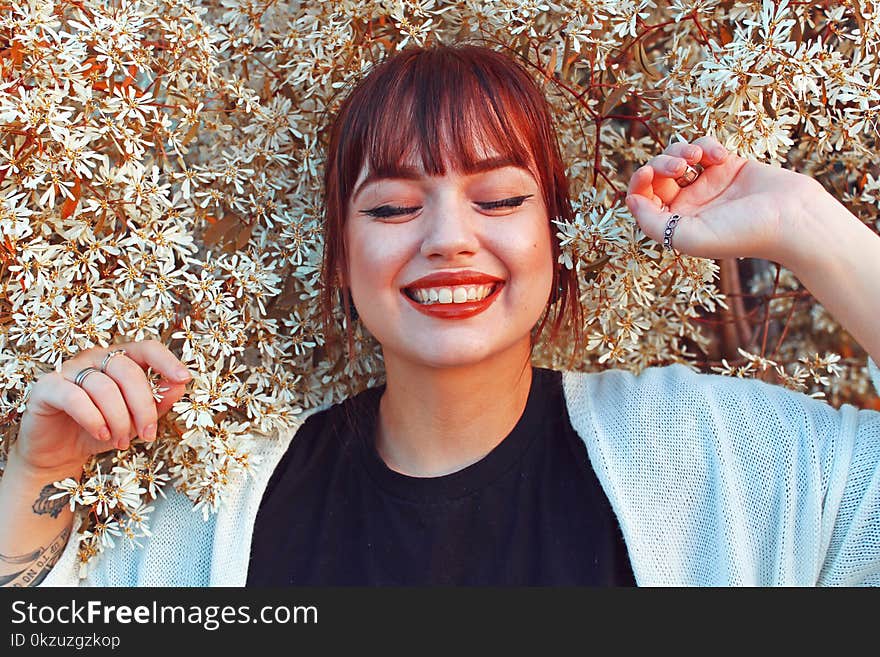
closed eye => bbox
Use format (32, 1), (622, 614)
(360, 195), (533, 219)
(361, 204), (421, 219)
(476, 195), (533, 210)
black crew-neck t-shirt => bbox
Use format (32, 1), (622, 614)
(247, 367), (635, 586)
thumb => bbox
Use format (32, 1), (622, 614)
(624, 194), (643, 216)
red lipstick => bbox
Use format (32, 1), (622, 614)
(403, 270), (504, 289)
(401, 282), (505, 320)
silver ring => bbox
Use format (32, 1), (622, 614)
(74, 366), (101, 387)
(663, 214), (682, 251)
(675, 162), (703, 187)
(100, 348), (127, 373)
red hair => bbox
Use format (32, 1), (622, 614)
(320, 44), (583, 364)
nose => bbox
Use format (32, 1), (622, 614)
(419, 199), (480, 260)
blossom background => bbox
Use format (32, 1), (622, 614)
(1, 0), (878, 572)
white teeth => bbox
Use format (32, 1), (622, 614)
(407, 284), (498, 305)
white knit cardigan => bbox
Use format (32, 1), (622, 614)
(42, 359), (880, 586)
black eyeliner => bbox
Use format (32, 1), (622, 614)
(361, 204), (421, 218)
(477, 194), (533, 209)
(361, 194), (533, 218)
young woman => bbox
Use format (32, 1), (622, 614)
(2, 44), (879, 587)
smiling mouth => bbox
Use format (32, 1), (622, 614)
(403, 283), (501, 305)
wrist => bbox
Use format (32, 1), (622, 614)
(7, 441), (85, 485)
(774, 176), (849, 274)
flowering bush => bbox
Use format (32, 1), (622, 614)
(1, 0), (878, 573)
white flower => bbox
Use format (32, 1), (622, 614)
(81, 466), (114, 516)
(110, 86), (156, 126)
(48, 477), (86, 512)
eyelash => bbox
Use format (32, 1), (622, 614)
(362, 195), (533, 218)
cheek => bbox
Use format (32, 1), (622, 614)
(509, 219), (554, 283)
(345, 225), (413, 291)
(533, 239), (555, 295)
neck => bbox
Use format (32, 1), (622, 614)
(377, 339), (534, 477)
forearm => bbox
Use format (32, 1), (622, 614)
(778, 180), (880, 368)
(0, 444), (80, 587)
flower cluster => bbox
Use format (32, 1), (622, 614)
(1, 0), (878, 573)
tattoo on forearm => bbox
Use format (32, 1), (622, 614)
(32, 483), (66, 518)
(0, 525), (71, 587)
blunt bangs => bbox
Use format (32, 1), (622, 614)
(360, 50), (535, 182)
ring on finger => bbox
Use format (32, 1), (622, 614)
(74, 366), (101, 388)
(100, 348), (127, 374)
(675, 162), (704, 187)
(663, 214), (682, 252)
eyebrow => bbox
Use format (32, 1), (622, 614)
(351, 155), (526, 201)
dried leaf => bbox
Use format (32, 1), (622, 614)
(762, 92), (777, 119)
(601, 85), (628, 117)
(203, 213), (240, 246)
(10, 39), (23, 66)
(545, 46), (557, 79)
(233, 220), (255, 251)
(60, 178), (82, 220)
(635, 41), (660, 81)
(791, 18), (803, 48)
(267, 275), (302, 313)
(560, 36), (573, 80)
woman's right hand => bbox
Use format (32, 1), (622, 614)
(15, 340), (193, 474)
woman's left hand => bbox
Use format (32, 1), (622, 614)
(628, 135), (880, 377)
(625, 135), (818, 262)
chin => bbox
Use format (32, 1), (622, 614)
(387, 333), (529, 370)
(415, 351), (495, 370)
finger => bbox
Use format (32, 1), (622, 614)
(101, 354), (159, 443)
(30, 374), (111, 443)
(646, 154), (691, 179)
(155, 380), (188, 415)
(628, 164), (680, 207)
(664, 141), (703, 163)
(69, 371), (133, 449)
(117, 339), (192, 383)
(626, 193), (686, 250)
(691, 135), (728, 164)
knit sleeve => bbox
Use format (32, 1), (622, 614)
(563, 357), (880, 586)
(37, 487), (220, 587)
(38, 415), (309, 587)
(816, 356), (880, 585)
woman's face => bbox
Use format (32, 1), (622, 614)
(343, 152), (554, 369)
